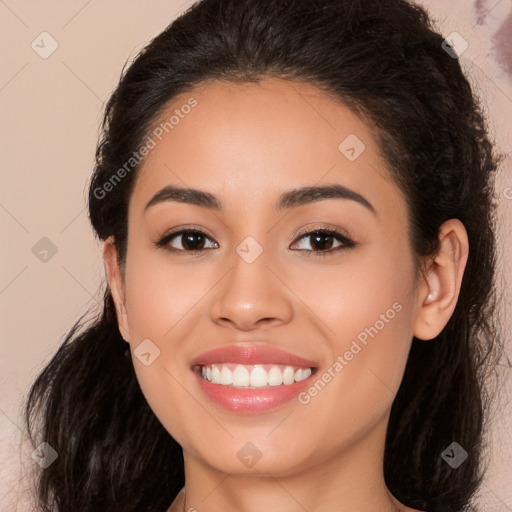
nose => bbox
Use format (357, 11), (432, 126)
(209, 247), (294, 332)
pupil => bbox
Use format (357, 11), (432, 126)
(184, 233), (203, 250)
(312, 232), (332, 250)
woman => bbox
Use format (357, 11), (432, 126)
(25, 0), (503, 511)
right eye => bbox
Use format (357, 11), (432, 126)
(155, 228), (218, 254)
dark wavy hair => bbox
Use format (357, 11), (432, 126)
(25, 0), (504, 511)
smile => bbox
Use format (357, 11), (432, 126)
(190, 344), (319, 413)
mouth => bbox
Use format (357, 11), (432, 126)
(190, 345), (319, 413)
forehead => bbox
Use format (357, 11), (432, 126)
(130, 78), (405, 218)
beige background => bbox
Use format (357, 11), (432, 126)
(1, 1), (511, 510)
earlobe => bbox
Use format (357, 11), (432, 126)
(103, 236), (131, 342)
(413, 219), (469, 340)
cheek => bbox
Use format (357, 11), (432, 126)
(290, 240), (416, 348)
(123, 249), (208, 341)
(122, 250), (208, 414)
(294, 240), (417, 414)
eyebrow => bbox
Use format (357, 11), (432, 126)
(144, 184), (376, 215)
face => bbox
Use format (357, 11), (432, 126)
(107, 78), (426, 477)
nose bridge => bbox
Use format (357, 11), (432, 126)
(209, 233), (294, 329)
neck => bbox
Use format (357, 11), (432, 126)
(174, 417), (405, 512)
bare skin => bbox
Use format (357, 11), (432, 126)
(103, 78), (468, 512)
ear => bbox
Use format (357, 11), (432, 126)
(413, 219), (469, 340)
(103, 236), (131, 342)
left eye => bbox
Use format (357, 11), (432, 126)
(291, 229), (355, 253)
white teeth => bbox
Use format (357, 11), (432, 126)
(211, 365), (221, 384)
(294, 368), (311, 381)
(220, 366), (233, 385)
(200, 363), (313, 388)
(282, 366), (295, 385)
(249, 366), (267, 387)
(233, 365), (250, 387)
(268, 366), (283, 386)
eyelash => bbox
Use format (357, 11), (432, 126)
(154, 225), (356, 257)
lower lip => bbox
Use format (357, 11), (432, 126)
(193, 368), (315, 413)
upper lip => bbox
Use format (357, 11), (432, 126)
(191, 344), (319, 368)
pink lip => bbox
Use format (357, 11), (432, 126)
(190, 344), (318, 368)
(191, 345), (318, 413)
